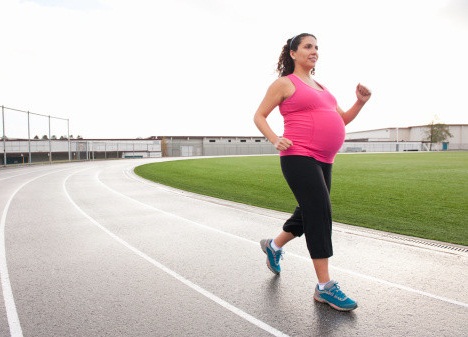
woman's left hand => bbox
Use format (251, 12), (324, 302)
(356, 83), (372, 103)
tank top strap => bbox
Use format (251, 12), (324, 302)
(287, 74), (302, 86)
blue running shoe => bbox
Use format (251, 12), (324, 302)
(260, 239), (283, 275)
(314, 280), (358, 311)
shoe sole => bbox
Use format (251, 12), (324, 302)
(313, 295), (357, 311)
(260, 240), (280, 275)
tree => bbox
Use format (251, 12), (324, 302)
(161, 136), (168, 157)
(42, 135), (48, 140)
(34, 135), (39, 140)
(424, 121), (453, 150)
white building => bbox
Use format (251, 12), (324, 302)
(344, 124), (467, 152)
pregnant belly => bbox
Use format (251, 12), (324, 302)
(312, 112), (346, 154)
(282, 111), (345, 162)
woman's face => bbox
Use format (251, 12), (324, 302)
(291, 35), (318, 70)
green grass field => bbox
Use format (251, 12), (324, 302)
(134, 152), (468, 246)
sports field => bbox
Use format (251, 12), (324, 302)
(134, 152), (468, 246)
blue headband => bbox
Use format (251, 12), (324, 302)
(289, 35), (297, 50)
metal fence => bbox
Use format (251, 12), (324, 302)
(1, 138), (162, 165)
(1, 105), (70, 165)
(340, 141), (425, 153)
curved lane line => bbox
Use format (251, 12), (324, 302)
(288, 252), (468, 308)
(64, 171), (290, 337)
(0, 168), (72, 337)
(106, 167), (468, 309)
(0, 168), (51, 182)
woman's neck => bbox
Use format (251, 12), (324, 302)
(293, 70), (313, 82)
(293, 69), (313, 81)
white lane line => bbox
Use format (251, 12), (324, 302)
(103, 169), (468, 309)
(287, 252), (468, 308)
(0, 168), (73, 337)
(64, 172), (289, 337)
(0, 187), (27, 337)
(0, 168), (51, 181)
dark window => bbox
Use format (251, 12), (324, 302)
(240, 140), (246, 142)
(209, 140), (216, 143)
(255, 140), (261, 142)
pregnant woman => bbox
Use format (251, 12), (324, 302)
(253, 33), (372, 311)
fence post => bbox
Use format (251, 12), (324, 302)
(48, 115), (52, 163)
(67, 119), (71, 161)
(2, 105), (6, 166)
(28, 111), (32, 164)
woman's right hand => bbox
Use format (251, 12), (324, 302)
(274, 136), (293, 151)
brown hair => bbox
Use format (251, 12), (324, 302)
(276, 33), (316, 77)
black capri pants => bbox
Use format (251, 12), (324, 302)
(280, 155), (333, 259)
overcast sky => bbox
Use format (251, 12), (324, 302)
(1, 0), (467, 139)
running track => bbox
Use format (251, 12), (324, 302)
(0, 158), (467, 336)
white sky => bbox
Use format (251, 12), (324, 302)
(1, 0), (467, 139)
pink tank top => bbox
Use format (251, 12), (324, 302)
(279, 74), (345, 163)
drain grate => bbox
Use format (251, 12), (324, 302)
(337, 224), (468, 253)
(380, 234), (468, 253)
